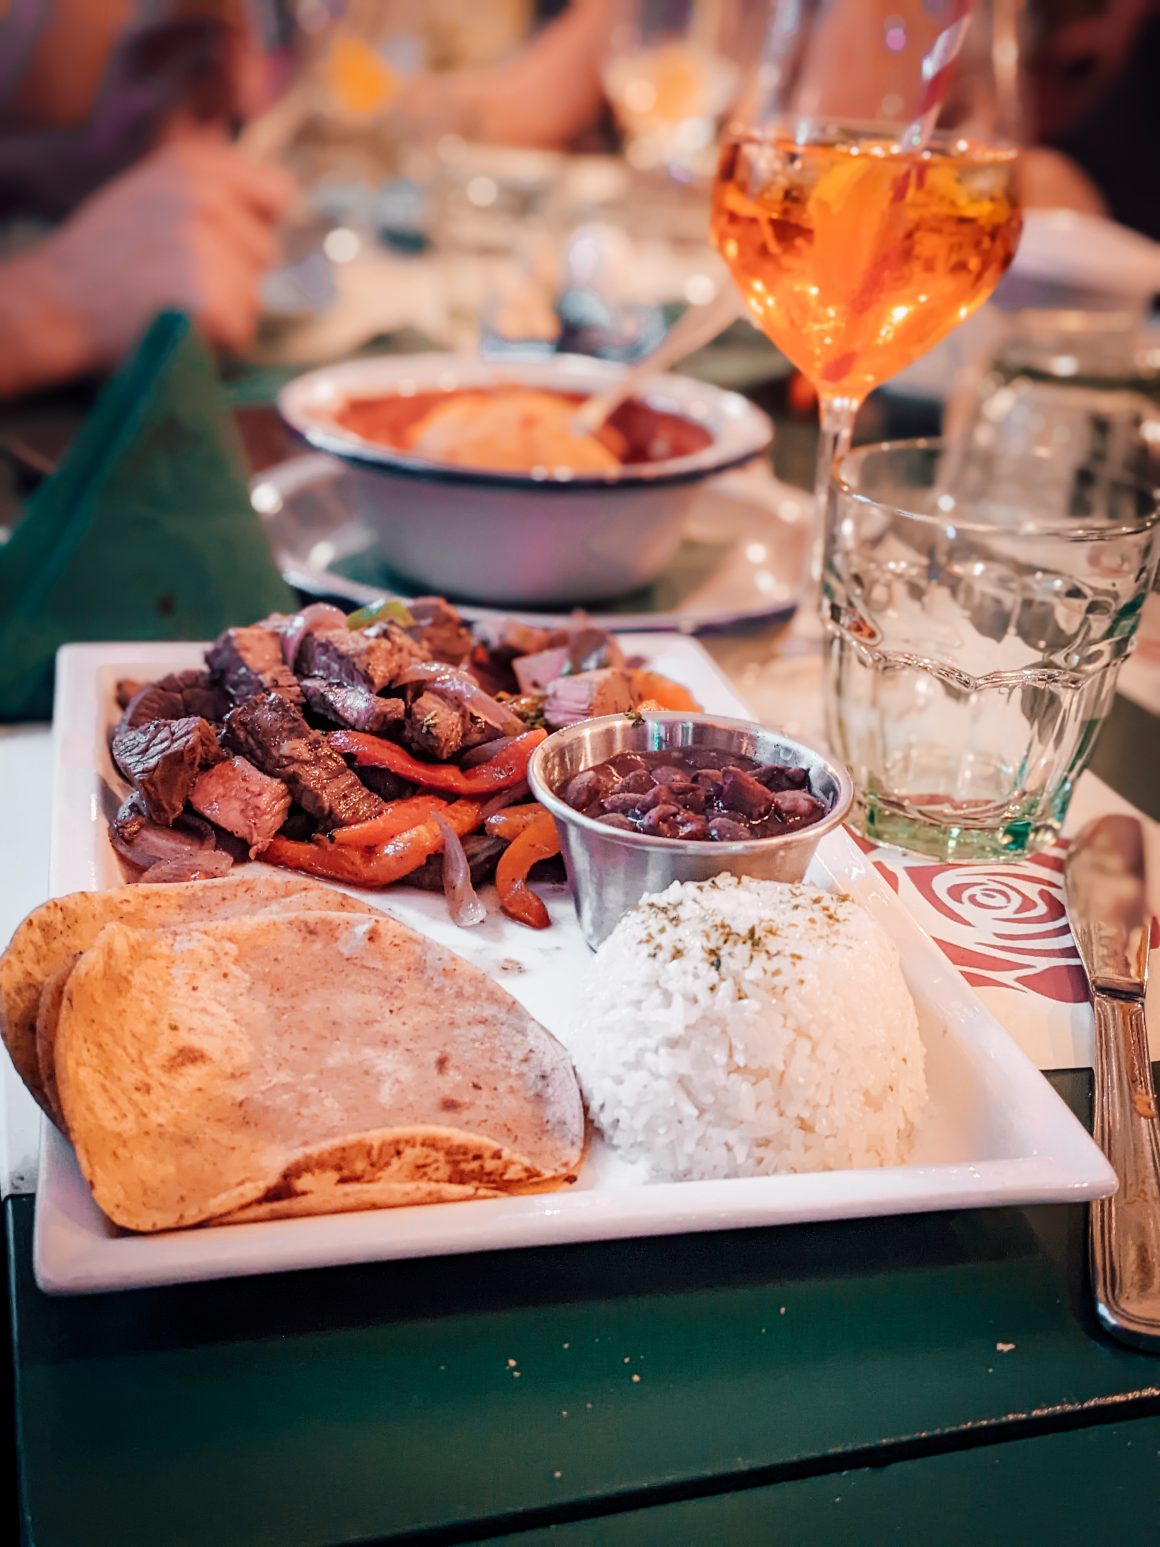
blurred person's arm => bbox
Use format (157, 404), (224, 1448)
(0, 137), (295, 400)
(396, 0), (612, 148)
(0, 5), (268, 219)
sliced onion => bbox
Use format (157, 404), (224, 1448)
(459, 734), (516, 768)
(139, 852), (235, 883)
(394, 662), (526, 734)
(480, 781), (530, 822)
(281, 603), (348, 671)
(433, 810), (487, 927)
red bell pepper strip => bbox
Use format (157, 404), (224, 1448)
(265, 798), (483, 888)
(495, 811), (560, 929)
(329, 728), (546, 795)
(328, 794), (448, 848)
(484, 804), (546, 841)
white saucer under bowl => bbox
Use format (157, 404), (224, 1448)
(252, 453), (807, 632)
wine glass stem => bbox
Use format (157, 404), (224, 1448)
(811, 395), (860, 595)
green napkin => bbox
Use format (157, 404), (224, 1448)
(0, 312), (296, 721)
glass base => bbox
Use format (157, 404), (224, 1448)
(850, 789), (1063, 863)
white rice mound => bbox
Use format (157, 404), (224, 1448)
(570, 875), (927, 1180)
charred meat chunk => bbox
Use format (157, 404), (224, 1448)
(513, 647), (570, 695)
(118, 669), (229, 730)
(109, 791), (229, 876)
(407, 691), (468, 761)
(112, 716), (223, 825)
(404, 596), (474, 665)
(224, 692), (384, 827)
(298, 623), (428, 694)
(472, 616), (553, 660)
(469, 617), (554, 694)
(354, 765), (414, 802)
(299, 677), (405, 735)
(207, 626), (302, 706)
(545, 668), (637, 730)
(190, 756), (292, 856)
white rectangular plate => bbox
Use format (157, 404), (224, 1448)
(35, 638), (1115, 1293)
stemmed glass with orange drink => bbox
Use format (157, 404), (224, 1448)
(710, 0), (1024, 579)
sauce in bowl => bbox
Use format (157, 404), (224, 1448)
(335, 386), (714, 473)
(560, 747), (829, 842)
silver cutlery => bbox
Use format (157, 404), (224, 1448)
(1065, 814), (1160, 1350)
(572, 287), (742, 437)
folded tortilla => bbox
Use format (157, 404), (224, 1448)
(0, 870), (379, 1123)
(55, 911), (584, 1232)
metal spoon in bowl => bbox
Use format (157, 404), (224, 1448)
(572, 287), (744, 438)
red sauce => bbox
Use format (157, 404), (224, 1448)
(334, 387), (713, 467)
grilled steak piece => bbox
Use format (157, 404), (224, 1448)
(353, 765), (414, 802)
(224, 691), (384, 827)
(118, 669), (229, 730)
(544, 668), (636, 730)
(207, 626), (303, 706)
(406, 691), (468, 761)
(472, 617), (553, 659)
(109, 792), (229, 876)
(190, 756), (292, 856)
(112, 716), (223, 824)
(298, 623), (428, 694)
(513, 647), (570, 695)
(299, 677), (405, 735)
(405, 596), (474, 665)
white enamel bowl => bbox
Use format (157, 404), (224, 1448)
(277, 353), (772, 607)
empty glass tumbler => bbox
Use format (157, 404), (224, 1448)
(823, 438), (1160, 860)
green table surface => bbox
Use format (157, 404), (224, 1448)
(8, 1070), (1160, 1547)
(5, 359), (1158, 1545)
(488, 1413), (1160, 1546)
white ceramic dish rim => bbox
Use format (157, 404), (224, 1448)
(34, 638), (1116, 1293)
(253, 452), (804, 633)
(276, 352), (773, 493)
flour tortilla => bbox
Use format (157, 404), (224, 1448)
(35, 958), (78, 1130)
(1, 870), (380, 1120)
(216, 1131), (569, 1225)
(55, 911), (584, 1232)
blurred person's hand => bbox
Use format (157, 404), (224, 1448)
(0, 136), (296, 397)
(1019, 147), (1108, 218)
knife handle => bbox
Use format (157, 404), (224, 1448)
(1090, 993), (1160, 1350)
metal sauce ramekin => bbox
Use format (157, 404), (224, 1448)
(528, 712), (854, 948)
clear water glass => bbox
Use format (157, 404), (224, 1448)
(823, 438), (1160, 860)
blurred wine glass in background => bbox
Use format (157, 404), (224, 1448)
(602, 0), (747, 179)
